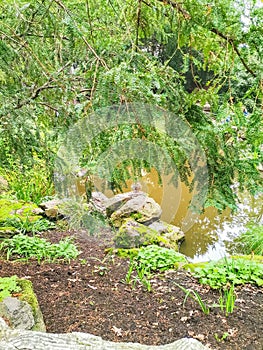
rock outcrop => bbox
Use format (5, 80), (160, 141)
(39, 199), (65, 219)
(0, 297), (35, 330)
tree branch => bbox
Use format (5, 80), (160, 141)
(15, 63), (71, 109)
(156, 0), (191, 20)
(211, 28), (257, 78)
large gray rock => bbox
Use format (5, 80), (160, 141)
(0, 317), (210, 350)
(0, 297), (34, 330)
(105, 191), (144, 215)
(90, 191), (108, 215)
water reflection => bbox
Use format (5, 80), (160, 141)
(93, 169), (262, 262)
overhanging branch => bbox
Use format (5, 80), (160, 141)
(211, 28), (257, 78)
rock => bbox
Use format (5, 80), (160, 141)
(114, 219), (159, 248)
(105, 191), (144, 216)
(114, 219), (184, 250)
(110, 194), (162, 227)
(149, 221), (185, 246)
(0, 297), (34, 330)
(0, 279), (46, 333)
(17, 279), (46, 332)
(0, 317), (210, 350)
(39, 199), (65, 219)
(90, 191), (108, 215)
(0, 227), (20, 239)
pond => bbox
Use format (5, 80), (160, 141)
(95, 169), (262, 262)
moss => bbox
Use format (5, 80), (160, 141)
(230, 254), (263, 264)
(182, 262), (208, 272)
(114, 219), (180, 250)
(0, 199), (24, 222)
(0, 199), (42, 229)
(17, 279), (46, 331)
(115, 248), (140, 259)
(181, 255), (263, 273)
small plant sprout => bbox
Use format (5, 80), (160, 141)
(218, 284), (236, 316)
(174, 283), (210, 315)
(214, 332), (229, 342)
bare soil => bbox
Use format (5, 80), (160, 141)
(0, 229), (262, 350)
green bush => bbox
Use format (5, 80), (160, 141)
(2, 157), (54, 204)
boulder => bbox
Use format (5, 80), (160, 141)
(149, 221), (185, 246)
(0, 227), (20, 239)
(0, 317), (210, 350)
(110, 194), (162, 227)
(114, 219), (183, 250)
(105, 191), (144, 216)
(90, 191), (108, 215)
(114, 219), (159, 248)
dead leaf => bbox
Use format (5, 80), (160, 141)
(112, 325), (123, 337)
(181, 316), (188, 322)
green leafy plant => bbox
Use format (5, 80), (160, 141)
(0, 234), (80, 263)
(4, 158), (54, 205)
(174, 283), (210, 315)
(193, 258), (263, 289)
(237, 225), (263, 255)
(135, 245), (187, 272)
(124, 245), (186, 291)
(2, 217), (56, 234)
(0, 276), (21, 301)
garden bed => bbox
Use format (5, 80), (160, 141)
(0, 229), (262, 350)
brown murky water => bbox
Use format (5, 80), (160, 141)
(93, 169), (262, 262)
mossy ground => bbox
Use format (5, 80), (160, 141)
(0, 199), (42, 223)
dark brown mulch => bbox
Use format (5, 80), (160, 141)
(0, 229), (262, 350)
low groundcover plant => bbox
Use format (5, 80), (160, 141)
(0, 234), (80, 263)
(0, 276), (21, 301)
(193, 257), (263, 289)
